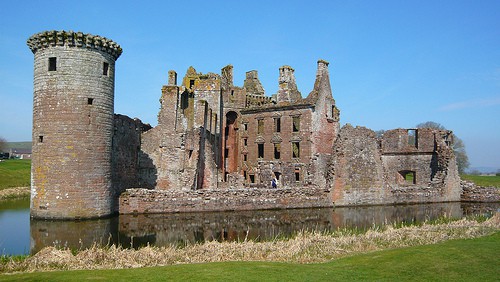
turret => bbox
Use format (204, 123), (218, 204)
(276, 65), (301, 104)
(27, 30), (122, 219)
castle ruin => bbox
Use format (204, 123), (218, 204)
(27, 31), (461, 219)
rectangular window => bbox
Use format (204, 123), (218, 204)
(258, 143), (264, 159)
(243, 123), (248, 131)
(87, 98), (94, 105)
(38, 136), (44, 143)
(243, 154), (247, 161)
(48, 57), (56, 71)
(292, 116), (300, 132)
(292, 142), (300, 158)
(274, 118), (281, 132)
(249, 174), (255, 183)
(295, 168), (300, 182)
(243, 171), (247, 180)
(257, 119), (264, 134)
(274, 143), (281, 159)
(243, 138), (248, 146)
(408, 129), (417, 147)
(103, 62), (109, 76)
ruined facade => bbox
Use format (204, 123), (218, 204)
(28, 31), (462, 219)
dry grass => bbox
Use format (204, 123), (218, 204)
(1, 213), (498, 274)
(0, 187), (30, 200)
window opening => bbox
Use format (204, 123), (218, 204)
(48, 57), (56, 71)
(292, 116), (300, 132)
(274, 117), (281, 132)
(399, 170), (416, 185)
(258, 143), (264, 159)
(38, 136), (44, 143)
(243, 154), (247, 161)
(408, 129), (417, 147)
(243, 138), (248, 146)
(243, 171), (247, 180)
(292, 142), (300, 158)
(189, 79), (195, 89)
(103, 62), (109, 76)
(274, 143), (281, 159)
(87, 98), (94, 105)
(249, 174), (255, 183)
(257, 119), (264, 134)
(243, 123), (248, 131)
(295, 168), (300, 182)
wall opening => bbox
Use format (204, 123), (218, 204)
(399, 170), (416, 185)
(274, 117), (281, 132)
(292, 116), (300, 132)
(249, 174), (255, 183)
(408, 129), (417, 147)
(87, 98), (94, 105)
(48, 57), (56, 71)
(189, 79), (195, 89)
(292, 141), (300, 158)
(274, 171), (281, 181)
(274, 143), (281, 159)
(258, 143), (264, 159)
(295, 168), (300, 182)
(103, 62), (109, 76)
(257, 119), (264, 134)
(38, 136), (44, 143)
(224, 111), (239, 173)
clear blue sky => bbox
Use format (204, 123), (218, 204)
(1, 0), (499, 169)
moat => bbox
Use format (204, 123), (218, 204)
(1, 198), (498, 256)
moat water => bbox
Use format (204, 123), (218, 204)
(0, 198), (498, 256)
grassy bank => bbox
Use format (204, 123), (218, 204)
(461, 174), (500, 188)
(0, 160), (30, 190)
(1, 223), (498, 281)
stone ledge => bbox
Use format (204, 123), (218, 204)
(119, 187), (333, 214)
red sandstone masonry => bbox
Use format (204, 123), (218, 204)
(119, 187), (333, 214)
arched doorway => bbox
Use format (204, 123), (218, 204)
(224, 111), (239, 179)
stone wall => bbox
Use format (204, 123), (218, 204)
(332, 125), (386, 205)
(331, 125), (461, 206)
(461, 180), (500, 202)
(119, 187), (333, 214)
(112, 114), (150, 203)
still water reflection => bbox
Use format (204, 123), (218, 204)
(1, 199), (498, 256)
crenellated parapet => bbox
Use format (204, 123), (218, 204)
(27, 30), (122, 60)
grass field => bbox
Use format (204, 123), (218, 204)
(0, 159), (31, 190)
(2, 231), (498, 281)
(461, 174), (500, 188)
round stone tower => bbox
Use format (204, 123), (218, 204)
(27, 31), (122, 219)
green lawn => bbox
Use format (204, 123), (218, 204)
(2, 231), (499, 281)
(461, 174), (500, 188)
(0, 159), (31, 190)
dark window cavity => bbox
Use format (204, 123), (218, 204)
(274, 117), (281, 132)
(48, 57), (57, 71)
(103, 62), (109, 76)
(87, 98), (94, 105)
(274, 143), (281, 159)
(292, 116), (300, 132)
(258, 143), (264, 159)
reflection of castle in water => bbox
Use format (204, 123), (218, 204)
(30, 202), (499, 253)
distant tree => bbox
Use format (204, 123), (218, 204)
(0, 137), (6, 152)
(375, 130), (385, 138)
(416, 121), (470, 174)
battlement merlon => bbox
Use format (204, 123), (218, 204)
(27, 30), (122, 60)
